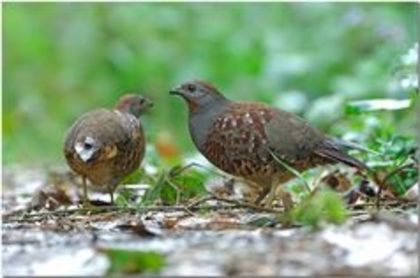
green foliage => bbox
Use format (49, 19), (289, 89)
(114, 188), (133, 207)
(366, 134), (416, 195)
(387, 166), (418, 196)
(102, 248), (165, 275)
(287, 189), (348, 228)
(328, 60), (418, 196)
(3, 3), (416, 164)
(121, 168), (146, 185)
(373, 134), (417, 195)
(169, 167), (209, 200)
(141, 172), (178, 205)
(141, 166), (208, 205)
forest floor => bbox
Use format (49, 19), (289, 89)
(2, 166), (418, 276)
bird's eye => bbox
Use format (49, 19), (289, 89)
(186, 84), (196, 92)
(139, 98), (145, 104)
(84, 142), (93, 150)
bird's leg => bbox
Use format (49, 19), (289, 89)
(259, 182), (294, 210)
(82, 176), (90, 207)
(255, 186), (271, 205)
(278, 187), (294, 211)
(262, 183), (280, 208)
(108, 187), (115, 205)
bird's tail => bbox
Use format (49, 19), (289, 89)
(315, 138), (369, 171)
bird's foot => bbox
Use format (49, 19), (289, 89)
(280, 194), (294, 212)
(257, 185), (278, 208)
(258, 188), (294, 211)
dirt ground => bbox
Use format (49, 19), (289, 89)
(2, 166), (418, 276)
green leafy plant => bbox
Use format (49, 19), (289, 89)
(140, 165), (209, 206)
(284, 189), (348, 228)
(101, 248), (165, 275)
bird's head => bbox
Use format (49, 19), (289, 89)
(170, 80), (227, 112)
(115, 94), (154, 118)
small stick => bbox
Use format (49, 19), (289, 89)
(187, 195), (215, 209)
(2, 203), (268, 223)
(169, 162), (226, 178)
(169, 162), (207, 177)
(211, 196), (282, 213)
(182, 207), (197, 217)
(349, 200), (416, 209)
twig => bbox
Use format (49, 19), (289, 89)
(168, 162), (200, 177)
(182, 207), (197, 217)
(187, 195), (215, 209)
(168, 162), (231, 181)
(347, 211), (372, 217)
(169, 162), (213, 177)
(348, 200), (417, 210)
(187, 194), (282, 213)
(210, 195), (282, 213)
(2, 201), (281, 223)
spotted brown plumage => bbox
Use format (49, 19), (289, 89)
(170, 80), (367, 208)
(64, 94), (153, 205)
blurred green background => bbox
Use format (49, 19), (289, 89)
(3, 3), (417, 165)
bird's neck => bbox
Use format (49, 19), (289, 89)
(186, 93), (227, 113)
(188, 98), (230, 150)
(115, 103), (142, 118)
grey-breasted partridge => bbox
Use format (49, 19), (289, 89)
(170, 80), (368, 208)
(64, 94), (153, 205)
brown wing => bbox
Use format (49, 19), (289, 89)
(200, 102), (276, 177)
(264, 108), (325, 164)
(265, 108), (367, 170)
(64, 109), (131, 159)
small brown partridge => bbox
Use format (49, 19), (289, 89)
(64, 94), (153, 205)
(170, 80), (367, 208)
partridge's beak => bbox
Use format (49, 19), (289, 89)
(169, 86), (183, 96)
(142, 97), (154, 110)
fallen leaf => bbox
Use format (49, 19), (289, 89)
(155, 131), (181, 160)
(401, 183), (418, 201)
(320, 170), (352, 193)
(116, 220), (162, 237)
